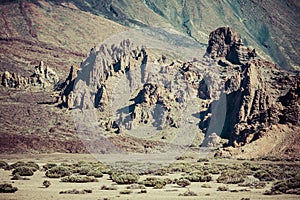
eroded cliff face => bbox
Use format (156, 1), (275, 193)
(58, 39), (192, 135)
(206, 27), (299, 148)
(59, 26), (299, 154)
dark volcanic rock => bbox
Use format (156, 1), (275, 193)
(206, 27), (298, 147)
(206, 27), (256, 65)
(279, 75), (300, 126)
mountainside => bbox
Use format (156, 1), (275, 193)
(0, 0), (126, 78)
(41, 0), (300, 70)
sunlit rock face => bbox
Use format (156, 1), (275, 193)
(59, 27), (299, 150)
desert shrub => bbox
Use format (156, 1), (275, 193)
(0, 161), (10, 170)
(238, 180), (266, 189)
(139, 177), (166, 188)
(197, 158), (209, 162)
(11, 161), (39, 171)
(179, 190), (198, 196)
(167, 163), (191, 173)
(265, 175), (300, 195)
(61, 175), (98, 183)
(207, 167), (220, 174)
(100, 185), (118, 190)
(59, 189), (92, 194)
(249, 164), (261, 172)
(175, 155), (194, 160)
(140, 189), (147, 193)
(77, 166), (91, 175)
(217, 170), (245, 184)
(217, 185), (229, 191)
(10, 161), (26, 169)
(43, 180), (51, 188)
(46, 166), (71, 178)
(176, 178), (191, 187)
(119, 190), (132, 194)
(26, 161), (40, 171)
(184, 171), (212, 182)
(0, 184), (18, 193)
(87, 169), (103, 178)
(252, 182), (266, 189)
(253, 170), (274, 181)
(110, 172), (139, 184)
(12, 166), (34, 176)
(164, 178), (173, 184)
(99, 167), (112, 175)
(201, 183), (212, 188)
(43, 163), (57, 171)
(11, 174), (30, 180)
(153, 168), (167, 176)
(153, 183), (165, 189)
(127, 184), (145, 189)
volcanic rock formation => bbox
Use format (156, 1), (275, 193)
(206, 27), (299, 147)
(1, 61), (59, 89)
(59, 26), (299, 152)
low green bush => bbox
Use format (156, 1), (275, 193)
(11, 174), (30, 180)
(139, 177), (166, 188)
(201, 183), (212, 188)
(43, 163), (57, 171)
(140, 189), (147, 193)
(126, 184), (145, 189)
(179, 190), (198, 196)
(119, 190), (132, 194)
(0, 184), (18, 193)
(176, 178), (191, 187)
(43, 180), (51, 188)
(265, 175), (300, 195)
(217, 170), (245, 184)
(11, 161), (39, 171)
(184, 171), (212, 182)
(46, 166), (71, 178)
(110, 172), (139, 184)
(61, 175), (98, 183)
(12, 166), (34, 176)
(164, 178), (173, 184)
(59, 189), (92, 194)
(100, 185), (118, 190)
(217, 185), (229, 191)
(197, 158), (209, 162)
(0, 161), (10, 170)
(87, 169), (103, 177)
(253, 170), (274, 181)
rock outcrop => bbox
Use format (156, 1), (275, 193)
(206, 27), (256, 65)
(279, 75), (300, 126)
(1, 61), (59, 89)
(59, 39), (204, 134)
(58, 26), (299, 153)
(206, 27), (299, 147)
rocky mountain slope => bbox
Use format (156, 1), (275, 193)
(43, 0), (300, 70)
(0, 0), (126, 78)
(56, 26), (299, 158)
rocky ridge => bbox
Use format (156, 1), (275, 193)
(59, 26), (299, 157)
(205, 27), (299, 150)
(1, 61), (59, 89)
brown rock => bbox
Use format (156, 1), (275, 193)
(206, 27), (256, 65)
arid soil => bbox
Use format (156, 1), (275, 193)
(0, 153), (299, 200)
